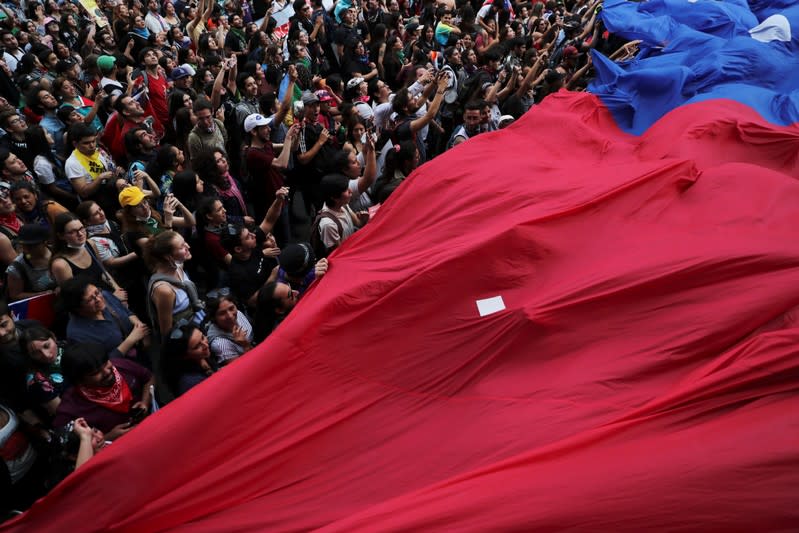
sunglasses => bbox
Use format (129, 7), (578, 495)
(168, 318), (191, 340)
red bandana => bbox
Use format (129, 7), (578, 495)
(0, 213), (21, 236)
(77, 365), (133, 413)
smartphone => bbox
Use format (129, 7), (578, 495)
(129, 406), (146, 424)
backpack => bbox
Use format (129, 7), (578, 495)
(146, 273), (207, 334)
(309, 211), (343, 259)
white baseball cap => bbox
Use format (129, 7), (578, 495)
(244, 113), (274, 133)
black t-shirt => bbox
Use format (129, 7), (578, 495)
(296, 123), (337, 179)
(343, 58), (373, 79)
(228, 228), (277, 305)
(333, 24), (358, 48)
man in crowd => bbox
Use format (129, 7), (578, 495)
(54, 342), (154, 440)
(0, 111), (31, 168)
(188, 98), (228, 163)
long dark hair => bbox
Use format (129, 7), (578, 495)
(195, 195), (222, 238)
(145, 144), (180, 179)
(194, 149), (229, 190)
(167, 89), (189, 121)
(25, 124), (59, 168)
(51, 211), (81, 256)
(173, 107), (193, 154)
(172, 170), (203, 213)
(161, 322), (209, 396)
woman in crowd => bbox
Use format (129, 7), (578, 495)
(382, 35), (405, 90)
(162, 1), (181, 28)
(206, 294), (253, 366)
(52, 77), (103, 131)
(342, 39), (378, 82)
(167, 89), (193, 127)
(11, 181), (69, 229)
(145, 144), (186, 202)
(118, 186), (194, 257)
(194, 149), (250, 225)
(161, 322), (217, 396)
(373, 140), (419, 203)
(171, 169), (205, 214)
(172, 107), (196, 156)
(6, 224), (56, 301)
(418, 24), (437, 54)
(76, 200), (149, 317)
(20, 325), (66, 417)
(49, 212), (127, 302)
(60, 276), (150, 361)
(145, 230), (204, 336)
(343, 116), (368, 167)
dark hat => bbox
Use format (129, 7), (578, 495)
(170, 66), (191, 80)
(405, 22), (420, 33)
(55, 59), (76, 74)
(301, 91), (320, 106)
(279, 243), (316, 276)
(17, 224), (50, 245)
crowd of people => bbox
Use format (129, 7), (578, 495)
(0, 0), (636, 516)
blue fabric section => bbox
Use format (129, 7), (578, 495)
(589, 0), (799, 134)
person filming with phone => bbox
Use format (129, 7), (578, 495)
(53, 342), (154, 441)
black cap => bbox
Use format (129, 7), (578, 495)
(279, 243), (315, 276)
(17, 224), (50, 245)
(56, 59), (75, 74)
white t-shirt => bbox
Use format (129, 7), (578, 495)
(65, 150), (114, 182)
(3, 49), (23, 72)
(34, 155), (56, 185)
(476, 4), (497, 27)
(318, 204), (357, 249)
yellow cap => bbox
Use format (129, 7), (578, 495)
(118, 186), (146, 207)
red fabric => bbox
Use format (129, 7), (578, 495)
(4, 92), (799, 531)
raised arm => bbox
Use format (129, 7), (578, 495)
(259, 186), (289, 234)
(273, 65), (298, 126)
(409, 73), (448, 134)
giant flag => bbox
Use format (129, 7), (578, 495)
(3, 1), (799, 531)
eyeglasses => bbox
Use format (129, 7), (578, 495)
(65, 226), (86, 236)
(82, 289), (103, 304)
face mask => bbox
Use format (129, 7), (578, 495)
(85, 222), (109, 236)
(67, 243), (84, 250)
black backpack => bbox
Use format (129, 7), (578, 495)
(309, 211), (343, 259)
